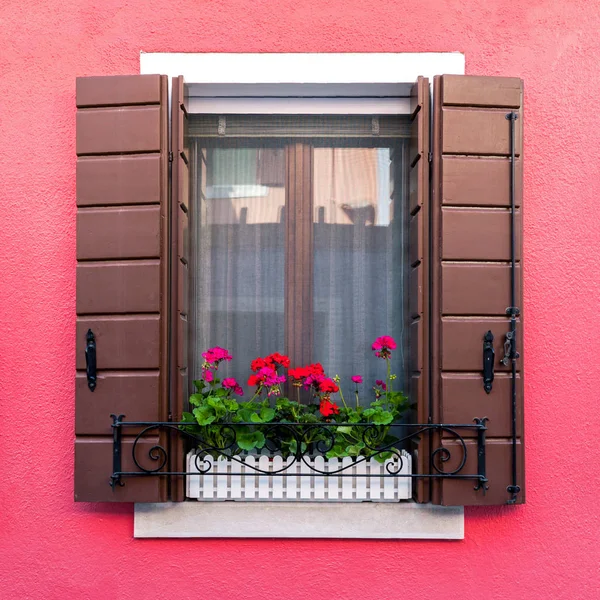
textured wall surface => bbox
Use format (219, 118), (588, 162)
(1, 1), (599, 599)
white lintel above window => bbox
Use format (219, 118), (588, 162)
(140, 52), (465, 114)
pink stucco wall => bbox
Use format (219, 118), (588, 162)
(1, 1), (599, 598)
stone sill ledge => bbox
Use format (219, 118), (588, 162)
(134, 502), (464, 539)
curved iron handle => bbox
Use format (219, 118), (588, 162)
(482, 330), (495, 394)
(85, 329), (97, 392)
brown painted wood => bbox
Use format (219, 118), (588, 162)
(285, 143), (313, 370)
(408, 209), (423, 267)
(170, 76), (190, 502)
(77, 107), (162, 155)
(77, 206), (161, 260)
(75, 371), (160, 435)
(75, 74), (170, 503)
(178, 208), (189, 263)
(438, 439), (524, 506)
(430, 75), (525, 505)
(441, 373), (522, 438)
(441, 75), (522, 108)
(441, 317), (523, 372)
(75, 437), (163, 502)
(76, 74), (162, 108)
(409, 77), (431, 504)
(76, 155), (161, 206)
(442, 207), (521, 261)
(442, 263), (520, 315)
(409, 319), (423, 373)
(409, 265), (423, 319)
(76, 261), (160, 314)
(442, 108), (521, 156)
(76, 315), (161, 370)
(442, 156), (522, 207)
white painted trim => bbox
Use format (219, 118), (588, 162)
(134, 502), (464, 539)
(140, 52), (465, 83)
(140, 52), (464, 113)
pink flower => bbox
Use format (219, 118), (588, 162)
(375, 379), (387, 391)
(351, 375), (363, 384)
(222, 377), (239, 389)
(233, 385), (244, 397)
(202, 369), (214, 383)
(371, 336), (396, 358)
(304, 373), (326, 390)
(202, 346), (233, 365)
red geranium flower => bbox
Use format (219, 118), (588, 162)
(319, 378), (339, 394)
(266, 352), (290, 368)
(319, 399), (340, 417)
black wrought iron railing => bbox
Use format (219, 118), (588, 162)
(109, 415), (489, 493)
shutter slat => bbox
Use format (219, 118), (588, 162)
(75, 74), (170, 503)
(76, 261), (160, 314)
(75, 372), (160, 435)
(76, 107), (162, 154)
(432, 74), (525, 505)
(77, 206), (161, 260)
(77, 155), (161, 206)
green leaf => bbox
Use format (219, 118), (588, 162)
(372, 411), (394, 426)
(260, 407), (276, 422)
(193, 380), (205, 392)
(236, 431), (266, 451)
(192, 406), (216, 426)
(250, 412), (264, 423)
(189, 393), (204, 407)
(336, 426), (353, 434)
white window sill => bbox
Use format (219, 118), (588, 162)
(134, 502), (464, 539)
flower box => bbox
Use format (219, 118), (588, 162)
(186, 450), (412, 502)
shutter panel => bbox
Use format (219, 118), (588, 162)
(407, 77), (431, 503)
(431, 75), (525, 505)
(169, 76), (190, 502)
(75, 75), (170, 502)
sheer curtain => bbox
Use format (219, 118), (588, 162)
(189, 124), (408, 403)
(313, 144), (407, 401)
(190, 141), (286, 395)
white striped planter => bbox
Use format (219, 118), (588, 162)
(186, 450), (412, 502)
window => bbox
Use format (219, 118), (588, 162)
(189, 116), (410, 398)
(74, 56), (524, 537)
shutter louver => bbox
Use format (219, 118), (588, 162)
(407, 77), (431, 503)
(431, 75), (525, 505)
(75, 75), (170, 502)
(169, 76), (190, 502)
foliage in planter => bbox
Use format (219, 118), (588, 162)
(182, 337), (410, 463)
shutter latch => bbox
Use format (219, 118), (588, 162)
(482, 330), (495, 394)
(85, 329), (97, 392)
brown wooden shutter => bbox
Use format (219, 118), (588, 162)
(75, 75), (170, 502)
(407, 77), (431, 503)
(169, 76), (190, 502)
(431, 75), (524, 505)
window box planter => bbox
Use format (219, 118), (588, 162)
(186, 450), (412, 501)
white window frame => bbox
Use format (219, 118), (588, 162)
(136, 52), (465, 540)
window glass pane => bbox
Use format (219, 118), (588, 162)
(190, 141), (286, 396)
(313, 144), (407, 399)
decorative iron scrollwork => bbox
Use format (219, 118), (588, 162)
(109, 419), (489, 490)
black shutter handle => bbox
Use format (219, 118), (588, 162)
(85, 329), (97, 392)
(483, 330), (495, 394)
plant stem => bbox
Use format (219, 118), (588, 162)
(386, 357), (391, 410)
(338, 383), (349, 409)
